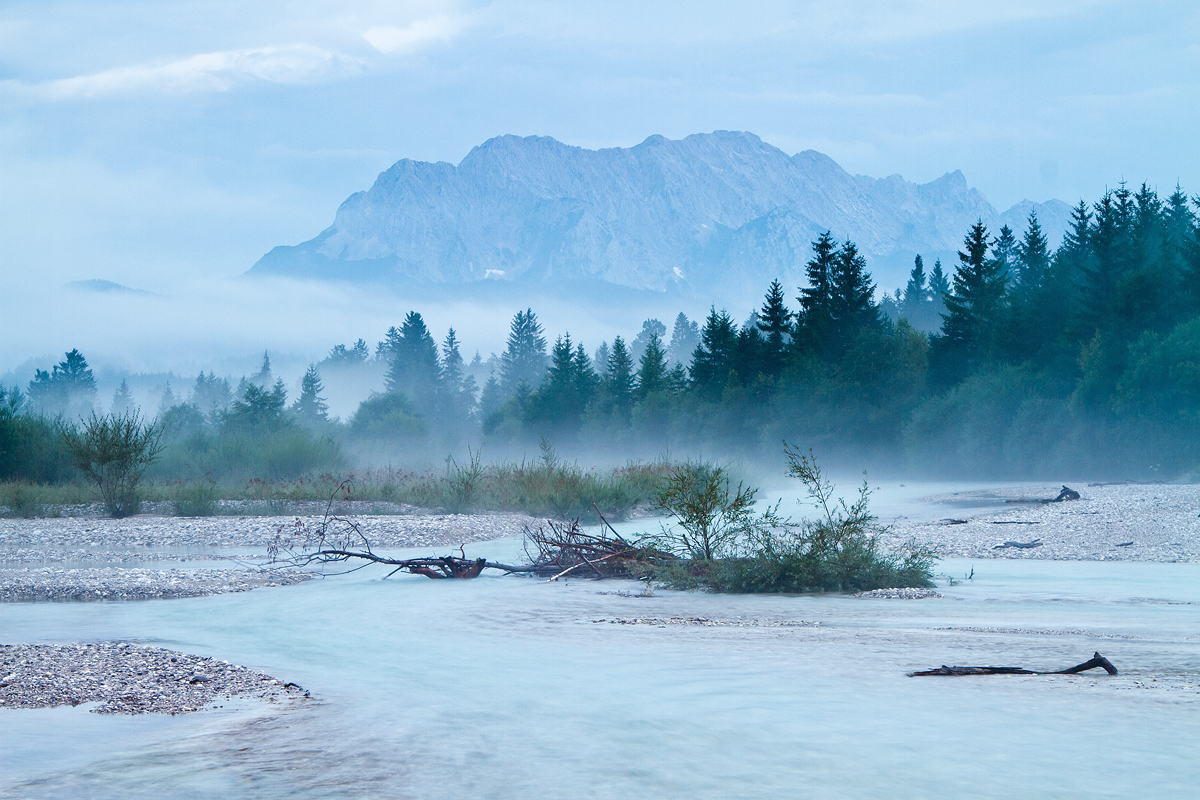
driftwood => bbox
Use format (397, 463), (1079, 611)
(1005, 485), (1081, 504)
(909, 651), (1118, 677)
(267, 482), (661, 581)
(522, 512), (674, 580)
(993, 538), (1043, 549)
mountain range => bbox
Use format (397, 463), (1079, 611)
(249, 131), (1070, 297)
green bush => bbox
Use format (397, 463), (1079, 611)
(61, 411), (163, 518)
(654, 445), (935, 594)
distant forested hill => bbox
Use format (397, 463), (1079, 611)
(249, 131), (1069, 294)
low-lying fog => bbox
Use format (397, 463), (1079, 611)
(2, 274), (699, 419)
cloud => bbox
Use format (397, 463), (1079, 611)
(362, 15), (466, 54)
(16, 44), (361, 99)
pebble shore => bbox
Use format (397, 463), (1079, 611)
(882, 482), (1200, 562)
(0, 567), (313, 603)
(0, 642), (306, 714)
(0, 511), (531, 550)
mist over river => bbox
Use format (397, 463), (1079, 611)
(2, 486), (1199, 799)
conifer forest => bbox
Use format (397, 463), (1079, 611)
(4, 181), (1199, 490)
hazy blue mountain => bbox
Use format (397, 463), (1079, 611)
(250, 131), (1070, 294)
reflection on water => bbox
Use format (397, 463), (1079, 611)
(2, 490), (1199, 798)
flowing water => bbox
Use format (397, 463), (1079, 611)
(2, 485), (1198, 798)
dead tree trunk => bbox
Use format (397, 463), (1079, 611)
(909, 651), (1118, 677)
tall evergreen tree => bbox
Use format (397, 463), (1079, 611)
(439, 328), (477, 422)
(630, 319), (668, 364)
(479, 372), (503, 425)
(110, 379), (135, 416)
(292, 364), (329, 424)
(689, 308), (739, 399)
(635, 333), (669, 399)
(250, 351), (272, 387)
(756, 279), (792, 376)
(385, 311), (441, 406)
(605, 336), (635, 419)
(1015, 212), (1051, 293)
(499, 309), (548, 397)
(941, 221), (1008, 363)
(928, 259), (950, 320)
(991, 225), (1018, 282)
(798, 231), (837, 347)
(901, 255), (928, 322)
(828, 240), (880, 343)
(666, 313), (700, 366)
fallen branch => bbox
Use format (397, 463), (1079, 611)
(993, 539), (1042, 549)
(1005, 485), (1081, 504)
(909, 651), (1118, 677)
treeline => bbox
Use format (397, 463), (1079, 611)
(3, 180), (1199, 483)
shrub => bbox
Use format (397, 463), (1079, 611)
(655, 445), (935, 593)
(650, 461), (781, 560)
(61, 411), (163, 518)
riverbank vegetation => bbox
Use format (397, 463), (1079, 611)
(271, 446), (934, 594)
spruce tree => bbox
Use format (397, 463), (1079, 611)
(635, 332), (669, 399)
(689, 308), (738, 399)
(250, 352), (272, 387)
(1015, 211), (1051, 293)
(479, 373), (503, 423)
(666, 313), (700, 366)
(756, 279), (792, 376)
(606, 336), (635, 418)
(941, 221), (1008, 362)
(385, 311), (441, 406)
(439, 329), (477, 422)
(292, 364), (329, 424)
(901, 255), (927, 322)
(593, 342), (610, 375)
(630, 319), (667, 364)
(110, 379), (135, 416)
(928, 259), (950, 320)
(991, 225), (1018, 282)
(829, 240), (880, 344)
(499, 309), (548, 397)
(799, 231), (837, 349)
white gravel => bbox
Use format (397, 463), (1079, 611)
(882, 483), (1200, 562)
(0, 567), (313, 602)
(854, 588), (943, 599)
(0, 512), (532, 550)
(0, 642), (306, 714)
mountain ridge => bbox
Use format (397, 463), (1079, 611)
(250, 131), (1070, 295)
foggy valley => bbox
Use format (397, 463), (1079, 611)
(2, 2), (1198, 798)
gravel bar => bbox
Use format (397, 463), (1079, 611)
(853, 588), (943, 599)
(0, 567), (313, 602)
(0, 512), (532, 550)
(0, 549), (261, 565)
(883, 483), (1200, 562)
(0, 642), (306, 714)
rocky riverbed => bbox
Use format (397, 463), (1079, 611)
(0, 642), (306, 714)
(882, 482), (1200, 562)
(0, 511), (532, 550)
(0, 567), (313, 602)
(0, 511), (534, 602)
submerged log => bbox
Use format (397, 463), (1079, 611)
(909, 651), (1118, 677)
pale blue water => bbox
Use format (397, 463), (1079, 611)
(2, 487), (1198, 798)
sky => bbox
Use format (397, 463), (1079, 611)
(2, 0), (1198, 377)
